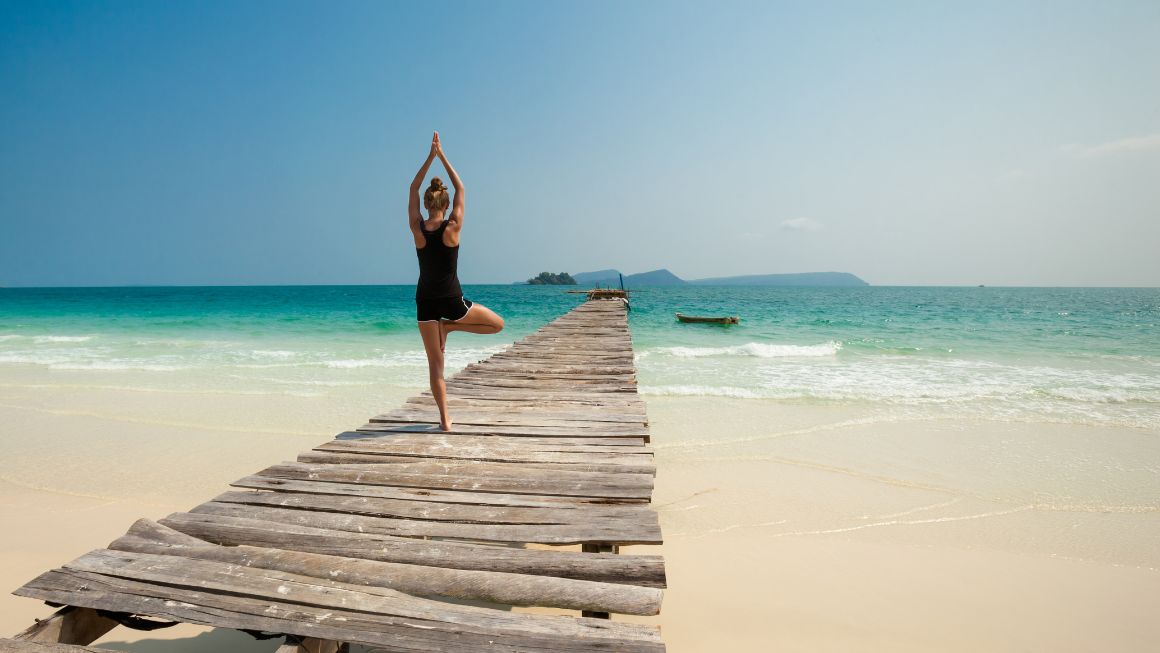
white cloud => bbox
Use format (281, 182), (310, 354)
(778, 217), (823, 231)
(1059, 133), (1160, 158)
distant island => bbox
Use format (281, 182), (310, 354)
(526, 271), (577, 285)
(520, 269), (867, 287)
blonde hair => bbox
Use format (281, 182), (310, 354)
(424, 177), (450, 212)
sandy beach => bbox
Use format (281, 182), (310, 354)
(2, 369), (1157, 651)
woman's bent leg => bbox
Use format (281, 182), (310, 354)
(418, 321), (452, 430)
(443, 303), (505, 338)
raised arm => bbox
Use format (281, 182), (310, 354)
(434, 135), (465, 226)
(408, 135), (438, 232)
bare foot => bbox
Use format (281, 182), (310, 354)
(439, 321), (449, 353)
(439, 417), (453, 431)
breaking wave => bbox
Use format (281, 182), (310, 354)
(649, 341), (842, 359)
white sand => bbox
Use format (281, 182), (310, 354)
(1, 379), (1158, 651)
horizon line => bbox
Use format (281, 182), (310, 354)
(3, 282), (1159, 290)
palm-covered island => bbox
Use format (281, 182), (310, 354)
(526, 271), (577, 285)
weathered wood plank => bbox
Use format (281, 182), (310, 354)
(231, 476), (645, 508)
(188, 498), (660, 545)
(370, 409), (648, 425)
(314, 438), (653, 465)
(158, 512), (667, 587)
(354, 421), (649, 439)
(466, 362), (636, 374)
(326, 433), (652, 454)
(298, 450), (656, 475)
(211, 490), (655, 525)
(252, 462), (654, 500)
(446, 380), (637, 393)
(441, 387), (642, 401)
(338, 431), (648, 447)
(406, 395), (647, 411)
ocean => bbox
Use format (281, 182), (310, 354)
(1, 285), (1158, 430)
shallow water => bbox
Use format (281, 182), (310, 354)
(2, 285), (1158, 428)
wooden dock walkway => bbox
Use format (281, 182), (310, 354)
(9, 299), (665, 652)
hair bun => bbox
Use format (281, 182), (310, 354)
(430, 177), (446, 191)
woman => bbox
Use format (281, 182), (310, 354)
(409, 131), (505, 431)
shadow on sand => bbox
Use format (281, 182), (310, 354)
(96, 629), (381, 653)
(96, 628), (278, 652)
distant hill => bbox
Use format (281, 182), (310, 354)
(625, 269), (686, 286)
(690, 272), (868, 287)
(572, 268), (687, 287)
(573, 269), (622, 286)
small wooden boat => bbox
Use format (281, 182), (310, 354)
(676, 312), (739, 324)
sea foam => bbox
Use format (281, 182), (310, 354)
(33, 335), (94, 343)
(641, 385), (763, 399)
(651, 341), (842, 359)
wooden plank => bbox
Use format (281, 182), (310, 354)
(328, 433), (651, 453)
(466, 362), (636, 374)
(107, 520), (662, 615)
(352, 424), (649, 438)
(455, 370), (636, 382)
(315, 438), (653, 464)
(354, 421), (649, 439)
(232, 476), (645, 508)
(211, 490), (655, 525)
(483, 357), (635, 367)
(297, 451), (656, 475)
(446, 379), (636, 393)
(188, 498), (660, 545)
(406, 395), (647, 411)
(371, 409), (648, 425)
(251, 462), (654, 500)
(443, 384), (641, 397)
(159, 512), (667, 587)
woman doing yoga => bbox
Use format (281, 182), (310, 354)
(409, 131), (505, 431)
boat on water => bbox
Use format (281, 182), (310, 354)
(675, 312), (740, 325)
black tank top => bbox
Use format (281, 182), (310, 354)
(415, 219), (462, 300)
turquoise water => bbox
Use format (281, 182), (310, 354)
(1, 285), (1158, 428)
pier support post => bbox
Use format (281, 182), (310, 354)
(14, 606), (120, 645)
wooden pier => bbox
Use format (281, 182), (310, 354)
(7, 299), (665, 652)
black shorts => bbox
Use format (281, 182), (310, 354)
(416, 296), (473, 322)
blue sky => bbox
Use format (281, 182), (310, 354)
(2, 0), (1158, 287)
